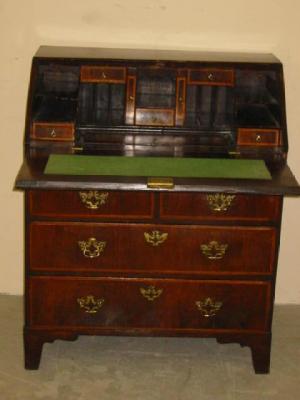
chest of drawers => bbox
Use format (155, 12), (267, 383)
(15, 46), (300, 373)
(23, 189), (280, 373)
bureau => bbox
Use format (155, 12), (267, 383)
(15, 46), (300, 373)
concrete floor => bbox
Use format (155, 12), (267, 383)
(0, 295), (299, 400)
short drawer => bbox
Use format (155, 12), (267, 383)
(28, 276), (270, 331)
(188, 69), (234, 86)
(135, 108), (175, 126)
(28, 190), (154, 220)
(80, 66), (126, 83)
(31, 122), (75, 141)
(29, 222), (276, 275)
(160, 193), (281, 223)
(237, 128), (280, 146)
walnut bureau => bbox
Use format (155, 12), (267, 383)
(15, 46), (300, 373)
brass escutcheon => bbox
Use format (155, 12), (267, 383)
(78, 237), (106, 258)
(206, 193), (236, 212)
(195, 297), (223, 318)
(79, 191), (109, 210)
(140, 285), (163, 301)
(201, 240), (228, 260)
(144, 230), (168, 246)
(77, 295), (105, 314)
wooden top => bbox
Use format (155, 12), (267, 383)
(35, 46), (281, 64)
(15, 157), (300, 196)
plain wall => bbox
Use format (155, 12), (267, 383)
(1, 0), (299, 303)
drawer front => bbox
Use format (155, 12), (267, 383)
(29, 190), (154, 220)
(160, 193), (281, 223)
(28, 277), (270, 331)
(237, 128), (280, 146)
(31, 122), (74, 141)
(80, 66), (126, 83)
(29, 222), (276, 274)
(188, 69), (234, 86)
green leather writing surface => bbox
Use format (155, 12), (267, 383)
(45, 155), (272, 180)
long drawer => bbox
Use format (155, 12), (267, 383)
(160, 193), (281, 223)
(29, 222), (276, 274)
(28, 190), (154, 220)
(28, 277), (270, 331)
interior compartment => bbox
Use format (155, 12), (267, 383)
(32, 65), (79, 122)
(185, 85), (234, 129)
(136, 68), (176, 109)
(77, 82), (126, 126)
(235, 70), (282, 127)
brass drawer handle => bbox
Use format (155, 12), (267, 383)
(206, 194), (236, 212)
(196, 297), (223, 317)
(140, 285), (163, 301)
(78, 237), (106, 258)
(144, 230), (168, 246)
(201, 240), (228, 260)
(256, 134), (262, 143)
(207, 73), (214, 81)
(77, 295), (105, 314)
(79, 191), (109, 209)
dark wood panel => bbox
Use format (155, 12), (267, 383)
(29, 222), (276, 274)
(160, 193), (281, 223)
(35, 46), (281, 64)
(28, 276), (270, 331)
(29, 190), (154, 219)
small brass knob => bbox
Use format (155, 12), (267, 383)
(207, 73), (214, 81)
(256, 134), (262, 143)
(50, 129), (56, 138)
(102, 72), (107, 79)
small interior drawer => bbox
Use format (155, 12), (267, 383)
(31, 122), (74, 141)
(237, 129), (280, 146)
(80, 66), (126, 83)
(188, 69), (234, 86)
(135, 108), (174, 126)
